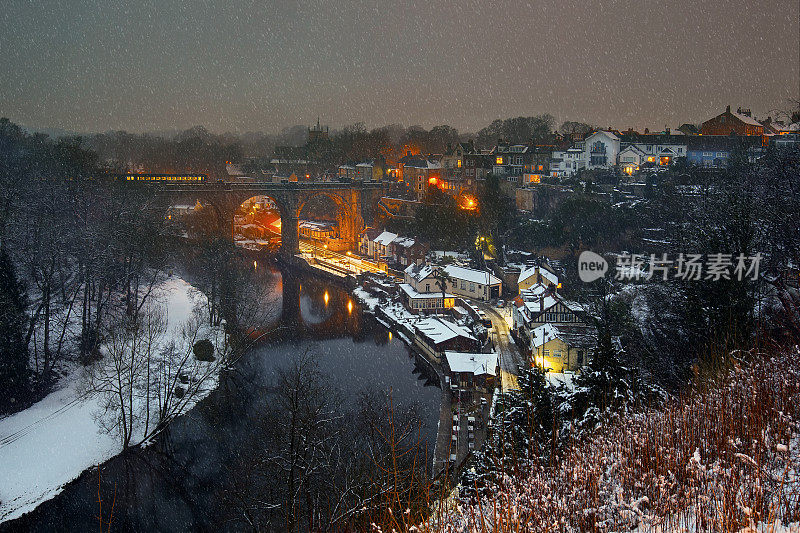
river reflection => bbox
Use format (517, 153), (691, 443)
(3, 265), (440, 533)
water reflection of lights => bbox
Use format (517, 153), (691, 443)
(324, 291), (329, 305)
(253, 260), (258, 270)
(388, 331), (392, 341)
(347, 300), (353, 314)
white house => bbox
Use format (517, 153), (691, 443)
(550, 147), (585, 177)
(583, 131), (620, 170)
(619, 132), (687, 172)
(404, 262), (501, 303)
(442, 264), (502, 301)
(373, 231), (397, 260)
(517, 264), (559, 291)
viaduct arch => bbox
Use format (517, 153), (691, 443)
(155, 182), (385, 256)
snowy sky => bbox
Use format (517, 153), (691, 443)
(1, 0), (798, 134)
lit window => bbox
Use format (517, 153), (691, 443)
(457, 159), (462, 168)
(496, 156), (503, 165)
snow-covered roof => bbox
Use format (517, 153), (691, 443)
(518, 265), (559, 286)
(404, 263), (435, 283)
(374, 231), (398, 246)
(443, 265), (501, 286)
(546, 372), (576, 390)
(393, 237), (416, 248)
(405, 159), (441, 170)
(732, 111), (763, 127)
(445, 351), (498, 376)
(525, 296), (559, 314)
(531, 323), (562, 348)
(520, 283), (548, 298)
(356, 162), (374, 168)
(398, 283), (453, 299)
(415, 317), (476, 344)
(532, 323), (596, 349)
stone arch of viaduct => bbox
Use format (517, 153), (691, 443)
(156, 182), (385, 256)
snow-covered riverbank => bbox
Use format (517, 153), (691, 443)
(0, 277), (226, 523)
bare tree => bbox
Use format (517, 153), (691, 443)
(87, 303), (167, 448)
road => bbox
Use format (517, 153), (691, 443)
(476, 303), (525, 391)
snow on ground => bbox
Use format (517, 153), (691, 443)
(352, 287), (381, 312)
(545, 372), (576, 391)
(0, 276), (224, 524)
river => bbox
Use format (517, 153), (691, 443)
(2, 264), (441, 532)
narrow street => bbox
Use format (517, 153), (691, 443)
(475, 303), (525, 391)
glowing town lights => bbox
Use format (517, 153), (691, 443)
(428, 176), (438, 185)
(324, 291), (329, 305)
(347, 300), (353, 314)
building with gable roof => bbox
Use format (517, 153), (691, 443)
(441, 264), (502, 301)
(583, 130), (621, 169)
(444, 351), (498, 391)
(700, 106), (765, 136)
(517, 264), (559, 291)
(530, 323), (595, 373)
(413, 317), (480, 362)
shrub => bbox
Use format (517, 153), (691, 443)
(193, 339), (215, 361)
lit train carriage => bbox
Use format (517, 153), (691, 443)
(123, 174), (207, 183)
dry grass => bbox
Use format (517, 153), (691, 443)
(391, 348), (800, 533)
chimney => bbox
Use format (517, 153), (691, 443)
(665, 127), (670, 134)
(726, 105), (731, 113)
(539, 295), (544, 312)
(644, 127), (650, 134)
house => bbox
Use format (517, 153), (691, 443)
(686, 135), (763, 168)
(398, 282), (455, 313)
(440, 141), (487, 194)
(618, 131), (687, 169)
(770, 133), (800, 150)
(390, 237), (428, 267)
(517, 264), (559, 291)
(404, 262), (500, 307)
(413, 317), (480, 362)
(583, 131), (621, 170)
(359, 227), (382, 257)
(700, 106), (765, 136)
(373, 231), (398, 261)
(442, 264), (502, 301)
(511, 290), (592, 349)
(444, 351), (498, 391)
(404, 262), (440, 292)
(677, 123), (700, 136)
(400, 157), (442, 201)
(521, 146), (552, 185)
(550, 147), (585, 178)
(530, 323), (595, 373)
(492, 141), (530, 185)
